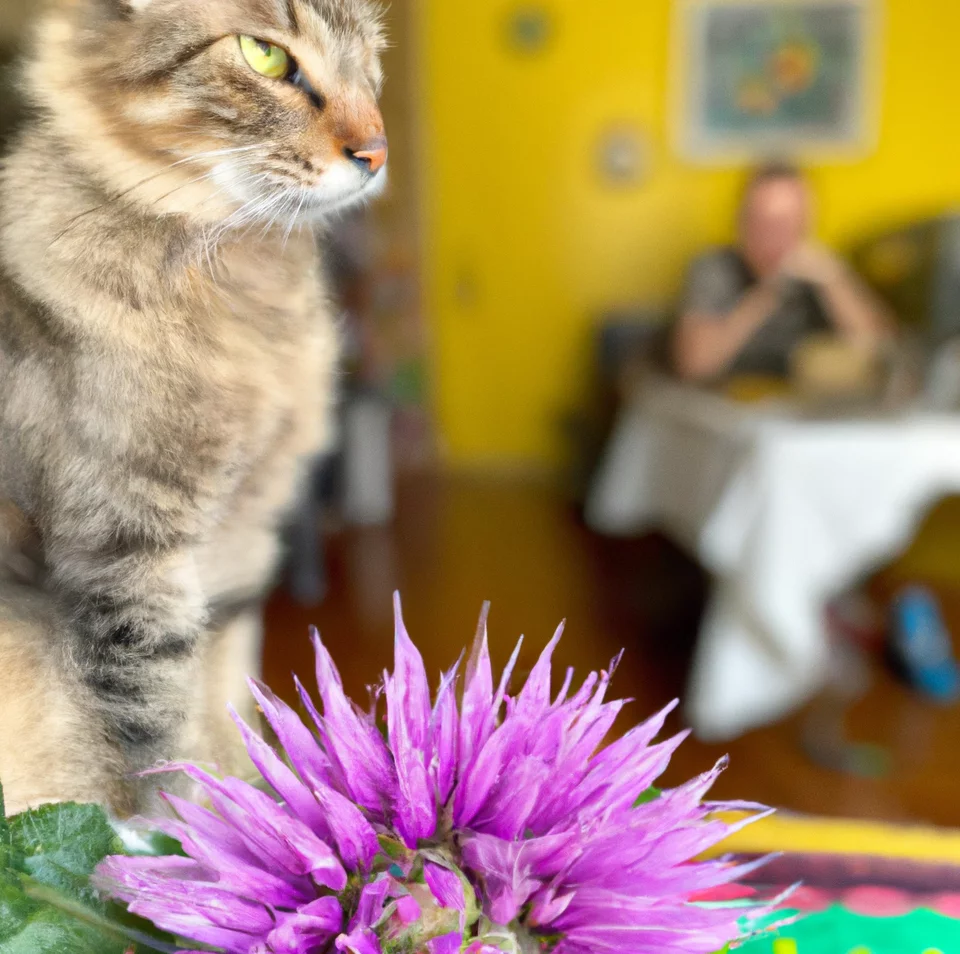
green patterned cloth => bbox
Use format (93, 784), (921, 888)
(738, 906), (960, 953)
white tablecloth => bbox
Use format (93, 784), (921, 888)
(586, 378), (960, 741)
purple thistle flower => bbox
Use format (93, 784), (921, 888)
(96, 595), (769, 954)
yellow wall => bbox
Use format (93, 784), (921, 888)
(420, 0), (960, 470)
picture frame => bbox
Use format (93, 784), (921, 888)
(673, 0), (881, 163)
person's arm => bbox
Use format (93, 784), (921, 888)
(673, 281), (781, 382)
(783, 244), (895, 348)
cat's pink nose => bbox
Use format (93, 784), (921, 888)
(345, 138), (388, 175)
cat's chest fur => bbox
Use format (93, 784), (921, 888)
(76, 239), (329, 471)
(187, 238), (334, 475)
(183, 244), (338, 606)
(0, 222), (337, 601)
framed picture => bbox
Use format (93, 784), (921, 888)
(673, 0), (881, 163)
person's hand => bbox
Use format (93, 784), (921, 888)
(780, 242), (846, 286)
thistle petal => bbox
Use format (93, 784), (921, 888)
(428, 932), (463, 954)
(247, 678), (332, 788)
(384, 596), (438, 845)
(155, 763), (348, 889)
(394, 894), (421, 925)
(352, 877), (391, 931)
(309, 629), (398, 815)
(229, 706), (332, 836)
(313, 783), (381, 873)
(267, 897), (343, 954)
(423, 863), (465, 913)
(336, 927), (382, 954)
(431, 660), (461, 805)
(514, 622), (564, 716)
(460, 604), (494, 769)
(461, 831), (580, 924)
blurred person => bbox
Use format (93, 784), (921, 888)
(673, 163), (891, 383)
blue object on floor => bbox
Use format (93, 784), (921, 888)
(890, 585), (960, 704)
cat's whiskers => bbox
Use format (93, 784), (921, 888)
(251, 191), (297, 241)
(265, 186), (298, 227)
(283, 190), (309, 251)
(212, 174), (274, 231)
(227, 174), (292, 230)
(48, 145), (275, 250)
(177, 155), (322, 277)
(187, 154), (345, 268)
(195, 169), (282, 268)
(135, 162), (271, 255)
(190, 166), (277, 274)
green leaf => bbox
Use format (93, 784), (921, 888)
(0, 785), (11, 870)
(0, 789), (182, 954)
(5, 879), (134, 954)
(0, 868), (134, 954)
(0, 871), (36, 944)
(10, 803), (124, 910)
(635, 786), (662, 806)
(1, 917), (111, 954)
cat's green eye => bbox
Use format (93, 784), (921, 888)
(239, 35), (292, 80)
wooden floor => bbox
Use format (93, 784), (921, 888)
(264, 473), (960, 828)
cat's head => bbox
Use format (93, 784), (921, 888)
(26, 0), (387, 228)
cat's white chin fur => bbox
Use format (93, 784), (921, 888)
(212, 156), (387, 228)
(307, 164), (388, 217)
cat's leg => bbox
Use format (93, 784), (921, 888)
(26, 407), (229, 806)
(49, 542), (206, 780)
(0, 578), (136, 816)
(34, 478), (210, 808)
(198, 608), (265, 779)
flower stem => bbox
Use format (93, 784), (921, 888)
(20, 876), (181, 954)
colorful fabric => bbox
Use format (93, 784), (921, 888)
(706, 813), (960, 952)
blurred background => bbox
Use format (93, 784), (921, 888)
(7, 0), (960, 827)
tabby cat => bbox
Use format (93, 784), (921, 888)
(0, 0), (386, 814)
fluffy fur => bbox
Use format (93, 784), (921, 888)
(0, 0), (386, 815)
